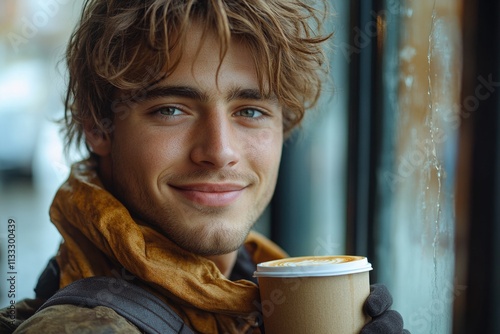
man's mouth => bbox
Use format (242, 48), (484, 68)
(170, 183), (246, 207)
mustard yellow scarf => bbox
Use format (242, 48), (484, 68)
(49, 159), (287, 333)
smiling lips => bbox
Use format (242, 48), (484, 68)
(170, 183), (246, 207)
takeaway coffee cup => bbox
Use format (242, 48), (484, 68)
(254, 255), (372, 334)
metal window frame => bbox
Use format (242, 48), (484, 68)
(455, 1), (500, 333)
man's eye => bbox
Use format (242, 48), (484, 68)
(235, 108), (264, 118)
(155, 106), (184, 116)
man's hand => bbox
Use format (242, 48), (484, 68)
(360, 284), (410, 334)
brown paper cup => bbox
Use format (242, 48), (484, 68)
(254, 255), (372, 334)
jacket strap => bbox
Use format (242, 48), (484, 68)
(37, 276), (194, 334)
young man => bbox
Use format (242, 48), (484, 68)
(1, 0), (409, 333)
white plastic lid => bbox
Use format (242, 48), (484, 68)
(254, 255), (372, 278)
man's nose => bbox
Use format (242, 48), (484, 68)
(190, 112), (240, 168)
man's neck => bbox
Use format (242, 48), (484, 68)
(205, 250), (238, 278)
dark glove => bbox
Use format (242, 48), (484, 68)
(360, 284), (410, 334)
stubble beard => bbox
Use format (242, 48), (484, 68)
(110, 163), (274, 256)
(145, 201), (261, 256)
(115, 177), (266, 256)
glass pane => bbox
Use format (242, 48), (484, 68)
(376, 1), (462, 333)
(270, 0), (349, 257)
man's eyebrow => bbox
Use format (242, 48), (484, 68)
(131, 85), (210, 103)
(127, 85), (277, 104)
(227, 87), (278, 103)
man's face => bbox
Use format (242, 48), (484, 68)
(92, 25), (283, 255)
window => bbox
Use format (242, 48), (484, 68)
(271, 1), (499, 333)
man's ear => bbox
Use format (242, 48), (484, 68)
(84, 125), (111, 157)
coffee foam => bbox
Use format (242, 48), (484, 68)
(268, 255), (360, 267)
(254, 255), (372, 277)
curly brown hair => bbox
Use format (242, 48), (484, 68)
(64, 0), (331, 153)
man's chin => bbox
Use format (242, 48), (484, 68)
(174, 226), (251, 256)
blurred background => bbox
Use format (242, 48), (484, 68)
(0, 1), (499, 333)
(0, 0), (85, 310)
